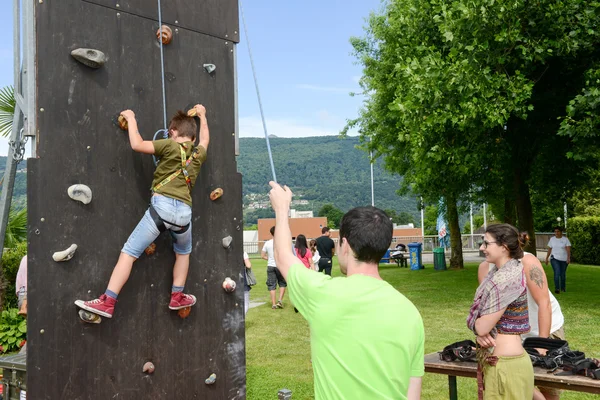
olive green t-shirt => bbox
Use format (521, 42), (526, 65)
(151, 139), (207, 206)
(287, 263), (425, 400)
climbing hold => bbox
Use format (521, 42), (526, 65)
(71, 48), (107, 69)
(144, 243), (156, 256)
(222, 236), (232, 249)
(178, 307), (191, 319)
(68, 184), (93, 204)
(78, 310), (101, 324)
(187, 108), (197, 117)
(53, 244), (78, 262)
(156, 25), (173, 45)
(203, 63), (216, 74)
(143, 362), (155, 374)
(210, 188), (223, 201)
(222, 277), (236, 293)
(117, 115), (128, 130)
(205, 373), (217, 385)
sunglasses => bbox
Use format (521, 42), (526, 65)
(481, 240), (497, 249)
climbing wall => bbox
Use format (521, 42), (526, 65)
(27, 0), (244, 398)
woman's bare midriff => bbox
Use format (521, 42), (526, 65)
(492, 333), (525, 357)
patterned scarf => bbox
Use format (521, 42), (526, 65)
(467, 258), (526, 335)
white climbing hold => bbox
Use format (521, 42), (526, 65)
(68, 184), (92, 204)
(203, 63), (216, 74)
(53, 244), (78, 262)
(222, 235), (232, 249)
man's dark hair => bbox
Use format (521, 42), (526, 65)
(554, 226), (563, 232)
(339, 206), (393, 263)
(169, 110), (197, 140)
(270, 226), (275, 236)
(321, 227), (330, 234)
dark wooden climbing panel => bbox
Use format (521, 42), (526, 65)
(27, 0), (244, 398)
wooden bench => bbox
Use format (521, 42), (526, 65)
(424, 352), (600, 399)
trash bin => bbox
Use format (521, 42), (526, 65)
(407, 242), (423, 270)
(433, 247), (447, 270)
(380, 249), (391, 264)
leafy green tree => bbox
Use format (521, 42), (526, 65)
(318, 204), (344, 229)
(0, 86), (15, 137)
(348, 0), (600, 257)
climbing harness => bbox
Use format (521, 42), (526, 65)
(438, 340), (477, 362)
(152, 143), (203, 193)
(149, 203), (190, 233)
(523, 337), (585, 371)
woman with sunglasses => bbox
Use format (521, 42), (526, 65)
(467, 224), (534, 399)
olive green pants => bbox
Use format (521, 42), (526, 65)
(484, 352), (534, 399)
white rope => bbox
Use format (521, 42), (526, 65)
(157, 0), (168, 131)
(240, 1), (278, 183)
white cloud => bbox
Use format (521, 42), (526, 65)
(352, 75), (361, 84)
(240, 116), (344, 138)
(295, 84), (356, 94)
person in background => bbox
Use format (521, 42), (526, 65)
(16, 255), (27, 316)
(295, 234), (316, 270)
(315, 227), (335, 276)
(545, 227), (571, 294)
(261, 226), (286, 309)
(310, 239), (320, 271)
(243, 251), (252, 315)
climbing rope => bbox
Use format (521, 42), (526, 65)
(240, 1), (278, 183)
(157, 0), (168, 131)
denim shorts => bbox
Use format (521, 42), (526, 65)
(122, 195), (193, 258)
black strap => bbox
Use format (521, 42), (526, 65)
(148, 203), (189, 232)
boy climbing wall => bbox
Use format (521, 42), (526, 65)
(75, 104), (209, 318)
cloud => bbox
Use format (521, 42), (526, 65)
(352, 75), (361, 84)
(295, 84), (356, 94)
(240, 116), (347, 138)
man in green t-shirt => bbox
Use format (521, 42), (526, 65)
(75, 105), (209, 319)
(267, 181), (424, 400)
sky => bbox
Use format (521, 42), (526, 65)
(0, 0), (383, 156)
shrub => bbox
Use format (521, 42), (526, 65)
(0, 308), (27, 354)
(1, 241), (27, 310)
(568, 217), (600, 265)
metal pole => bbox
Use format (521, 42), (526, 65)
(370, 151), (374, 207)
(420, 197), (425, 241)
(483, 203), (487, 230)
(470, 203), (474, 249)
(564, 202), (568, 232)
(13, 0), (20, 94)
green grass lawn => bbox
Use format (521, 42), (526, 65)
(245, 257), (600, 400)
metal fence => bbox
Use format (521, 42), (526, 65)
(244, 233), (555, 257)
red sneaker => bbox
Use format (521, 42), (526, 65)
(169, 292), (197, 310)
(74, 294), (116, 318)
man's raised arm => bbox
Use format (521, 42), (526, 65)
(268, 181), (299, 280)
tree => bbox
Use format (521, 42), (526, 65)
(318, 204), (344, 229)
(4, 207), (26, 248)
(0, 86), (15, 137)
(348, 0), (600, 258)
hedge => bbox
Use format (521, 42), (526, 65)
(568, 216), (600, 265)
